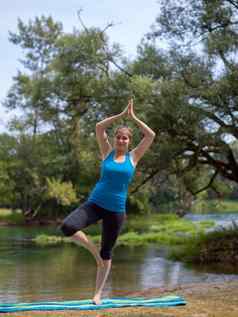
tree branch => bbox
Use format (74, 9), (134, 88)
(130, 167), (160, 194)
(191, 169), (219, 195)
(225, 0), (238, 10)
(77, 9), (89, 33)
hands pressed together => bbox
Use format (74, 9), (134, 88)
(120, 98), (136, 119)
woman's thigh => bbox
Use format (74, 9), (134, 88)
(60, 202), (102, 236)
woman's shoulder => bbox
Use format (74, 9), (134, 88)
(128, 150), (137, 168)
(102, 148), (114, 161)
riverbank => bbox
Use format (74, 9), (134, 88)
(2, 281), (238, 317)
(1, 206), (238, 269)
(191, 199), (238, 214)
(1, 199), (238, 226)
(33, 212), (214, 248)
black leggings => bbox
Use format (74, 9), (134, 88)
(60, 201), (126, 260)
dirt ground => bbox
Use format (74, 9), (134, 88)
(1, 281), (238, 317)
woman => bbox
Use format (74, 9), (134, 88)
(60, 98), (156, 304)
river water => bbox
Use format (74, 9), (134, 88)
(0, 213), (238, 303)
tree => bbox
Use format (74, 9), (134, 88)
(141, 0), (238, 193)
(2, 16), (148, 216)
(5, 8), (238, 218)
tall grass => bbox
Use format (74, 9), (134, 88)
(34, 213), (214, 247)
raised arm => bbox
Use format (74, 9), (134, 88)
(96, 106), (128, 160)
(128, 99), (156, 166)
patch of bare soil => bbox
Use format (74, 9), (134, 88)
(1, 281), (238, 317)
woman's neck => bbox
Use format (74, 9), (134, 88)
(114, 149), (127, 156)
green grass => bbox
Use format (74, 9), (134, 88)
(33, 213), (215, 247)
(0, 208), (25, 224)
(3, 205), (236, 267)
(191, 199), (238, 214)
(1, 199), (237, 227)
(34, 234), (101, 246)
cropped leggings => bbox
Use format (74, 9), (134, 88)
(60, 201), (126, 260)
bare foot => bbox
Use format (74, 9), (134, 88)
(92, 294), (102, 305)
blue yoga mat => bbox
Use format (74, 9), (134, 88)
(0, 296), (186, 312)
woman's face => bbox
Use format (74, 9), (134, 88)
(113, 130), (130, 151)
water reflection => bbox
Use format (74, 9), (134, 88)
(139, 250), (183, 288)
(185, 212), (238, 229)
(0, 223), (238, 303)
(134, 246), (238, 290)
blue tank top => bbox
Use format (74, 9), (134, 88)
(87, 149), (136, 212)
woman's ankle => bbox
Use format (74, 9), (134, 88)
(93, 293), (102, 305)
(97, 258), (104, 268)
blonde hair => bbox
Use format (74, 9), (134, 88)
(114, 125), (133, 142)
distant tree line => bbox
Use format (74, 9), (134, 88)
(1, 1), (238, 219)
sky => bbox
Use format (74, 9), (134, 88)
(0, 0), (160, 132)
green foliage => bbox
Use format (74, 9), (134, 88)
(34, 233), (101, 246)
(170, 221), (238, 265)
(2, 7), (238, 221)
(128, 186), (153, 214)
(46, 178), (78, 206)
(0, 161), (15, 205)
(145, 0), (238, 193)
(192, 199), (238, 214)
(9, 15), (62, 70)
(0, 209), (25, 224)
(34, 234), (70, 245)
(129, 75), (156, 102)
(33, 213), (214, 247)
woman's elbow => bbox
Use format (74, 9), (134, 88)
(146, 131), (156, 139)
(96, 123), (104, 131)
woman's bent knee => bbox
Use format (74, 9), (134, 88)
(60, 223), (77, 237)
